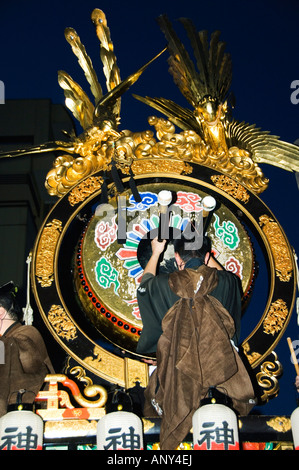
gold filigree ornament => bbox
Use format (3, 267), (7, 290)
(210, 175), (250, 203)
(263, 299), (289, 336)
(68, 176), (104, 206)
(256, 352), (283, 402)
(35, 219), (62, 287)
(259, 215), (293, 282)
(48, 305), (78, 341)
(266, 416), (292, 433)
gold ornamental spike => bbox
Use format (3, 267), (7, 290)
(58, 70), (95, 129)
(91, 9), (121, 93)
(64, 27), (103, 102)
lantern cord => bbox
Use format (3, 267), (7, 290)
(22, 253), (33, 326)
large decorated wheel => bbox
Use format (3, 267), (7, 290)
(31, 161), (296, 400)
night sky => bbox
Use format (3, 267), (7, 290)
(1, 0), (299, 417)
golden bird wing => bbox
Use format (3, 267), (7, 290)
(157, 15), (202, 108)
(133, 94), (200, 134)
(226, 119), (299, 173)
(58, 70), (94, 129)
(91, 10), (121, 91)
(157, 15), (232, 106)
(91, 9), (121, 117)
(64, 27), (103, 103)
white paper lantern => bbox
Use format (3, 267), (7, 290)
(97, 411), (144, 450)
(0, 409), (44, 450)
(192, 403), (239, 450)
(291, 407), (299, 449)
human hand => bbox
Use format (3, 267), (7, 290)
(151, 237), (166, 257)
(142, 358), (157, 366)
(296, 376), (299, 391)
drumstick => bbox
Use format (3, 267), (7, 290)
(287, 337), (299, 375)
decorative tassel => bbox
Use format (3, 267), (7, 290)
(22, 253), (33, 325)
(129, 168), (141, 203)
(99, 172), (108, 204)
(111, 159), (125, 193)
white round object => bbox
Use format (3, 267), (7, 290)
(158, 190), (172, 206)
(97, 411), (144, 450)
(202, 195), (216, 211)
(192, 403), (239, 450)
(0, 410), (44, 450)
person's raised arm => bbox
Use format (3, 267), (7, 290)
(142, 237), (166, 278)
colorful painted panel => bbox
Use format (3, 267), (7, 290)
(77, 182), (253, 349)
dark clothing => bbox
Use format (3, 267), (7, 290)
(0, 322), (54, 417)
(142, 265), (255, 449)
(137, 273), (179, 355)
(137, 267), (242, 355)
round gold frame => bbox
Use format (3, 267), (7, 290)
(31, 162), (296, 401)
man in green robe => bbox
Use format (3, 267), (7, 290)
(137, 235), (241, 355)
(137, 235), (255, 449)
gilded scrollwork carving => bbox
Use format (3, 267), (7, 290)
(131, 158), (192, 176)
(266, 416), (291, 433)
(144, 117), (268, 194)
(43, 114), (270, 197)
(256, 352), (283, 402)
(263, 299), (289, 336)
(259, 215), (293, 282)
(69, 364), (94, 387)
(84, 346), (126, 386)
(68, 176), (104, 206)
(124, 357), (148, 389)
(48, 305), (78, 341)
(45, 146), (109, 198)
(241, 341), (261, 366)
(35, 219), (62, 287)
(211, 175), (250, 203)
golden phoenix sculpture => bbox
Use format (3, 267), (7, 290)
(0, 10), (298, 197)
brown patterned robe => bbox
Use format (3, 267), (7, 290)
(0, 322), (54, 416)
(144, 265), (255, 450)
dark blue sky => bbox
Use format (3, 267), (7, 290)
(1, 0), (299, 417)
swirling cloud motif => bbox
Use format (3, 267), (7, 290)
(175, 191), (202, 212)
(127, 192), (158, 212)
(213, 214), (240, 250)
(95, 257), (120, 293)
(95, 215), (117, 251)
(225, 256), (243, 279)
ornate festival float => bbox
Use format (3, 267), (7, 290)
(0, 9), (299, 450)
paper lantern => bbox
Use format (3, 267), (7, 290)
(291, 407), (299, 449)
(97, 411), (144, 450)
(0, 409), (44, 450)
(192, 402), (239, 450)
